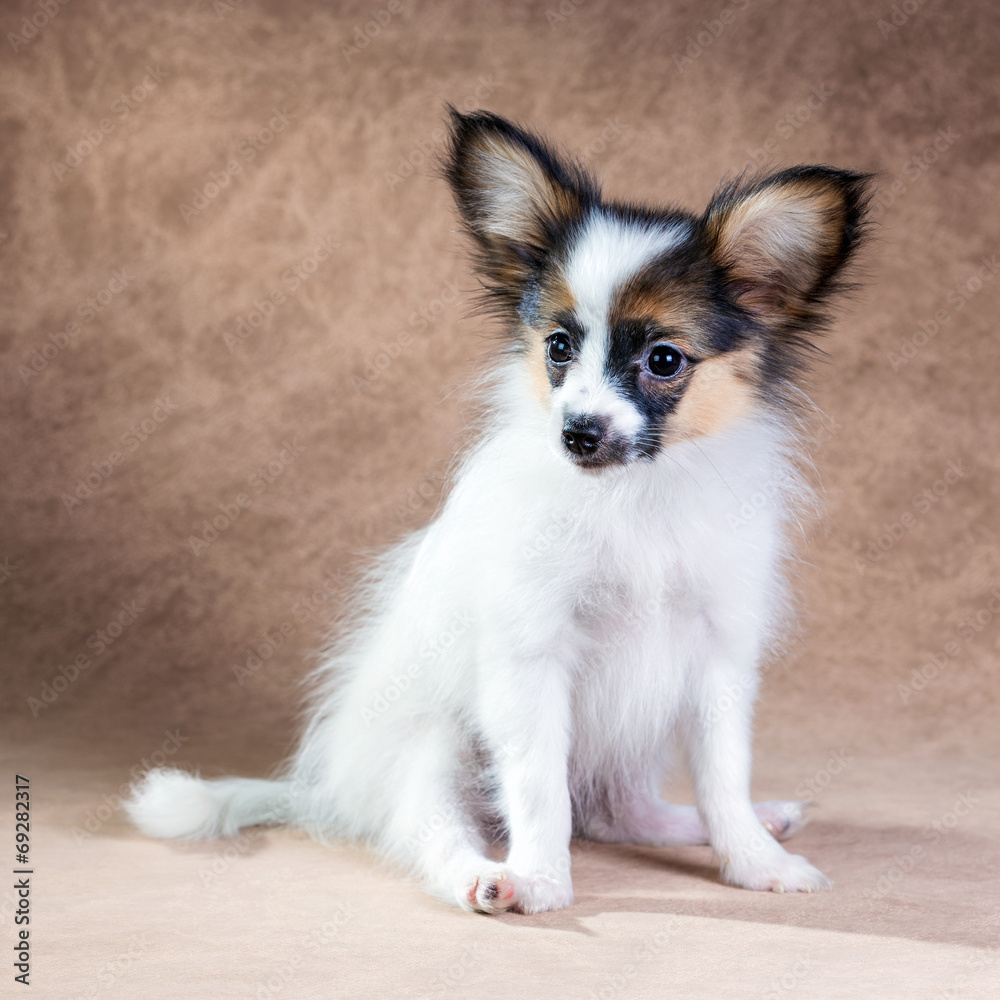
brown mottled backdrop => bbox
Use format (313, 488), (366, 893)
(1, 1), (998, 996)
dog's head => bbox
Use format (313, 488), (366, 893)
(445, 109), (871, 471)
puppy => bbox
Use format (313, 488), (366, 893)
(127, 109), (870, 914)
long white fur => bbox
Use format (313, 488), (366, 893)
(127, 210), (829, 912)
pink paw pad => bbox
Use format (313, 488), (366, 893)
(465, 868), (519, 913)
(754, 800), (809, 841)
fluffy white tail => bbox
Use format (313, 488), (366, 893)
(125, 769), (297, 840)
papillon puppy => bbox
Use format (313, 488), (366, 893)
(127, 109), (870, 914)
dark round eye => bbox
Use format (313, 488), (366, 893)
(547, 331), (572, 364)
(647, 343), (686, 378)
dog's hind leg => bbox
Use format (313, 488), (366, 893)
(581, 795), (810, 846)
(687, 648), (831, 892)
(581, 796), (709, 846)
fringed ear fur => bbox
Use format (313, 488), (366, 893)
(703, 166), (872, 323)
(443, 111), (871, 350)
(444, 108), (599, 295)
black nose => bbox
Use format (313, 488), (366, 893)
(562, 417), (607, 456)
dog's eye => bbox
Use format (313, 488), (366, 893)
(547, 331), (572, 364)
(647, 343), (686, 379)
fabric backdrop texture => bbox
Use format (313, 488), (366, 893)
(1, 0), (998, 997)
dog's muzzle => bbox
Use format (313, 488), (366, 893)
(562, 416), (607, 458)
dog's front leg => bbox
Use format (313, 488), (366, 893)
(686, 653), (831, 893)
(476, 652), (575, 914)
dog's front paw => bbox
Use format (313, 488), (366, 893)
(459, 865), (573, 914)
(722, 846), (831, 893)
(514, 872), (574, 914)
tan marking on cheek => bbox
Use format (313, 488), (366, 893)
(523, 330), (553, 409)
(666, 349), (761, 442)
(522, 277), (576, 409)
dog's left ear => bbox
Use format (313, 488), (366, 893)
(704, 166), (872, 323)
(444, 108), (598, 289)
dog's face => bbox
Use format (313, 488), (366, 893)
(446, 110), (870, 470)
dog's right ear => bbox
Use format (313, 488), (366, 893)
(444, 108), (598, 291)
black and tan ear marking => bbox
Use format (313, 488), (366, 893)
(703, 166), (873, 324)
(443, 108), (600, 317)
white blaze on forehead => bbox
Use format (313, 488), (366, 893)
(563, 213), (690, 331)
(552, 214), (690, 438)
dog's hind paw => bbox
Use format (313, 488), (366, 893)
(723, 846), (831, 893)
(754, 800), (811, 841)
